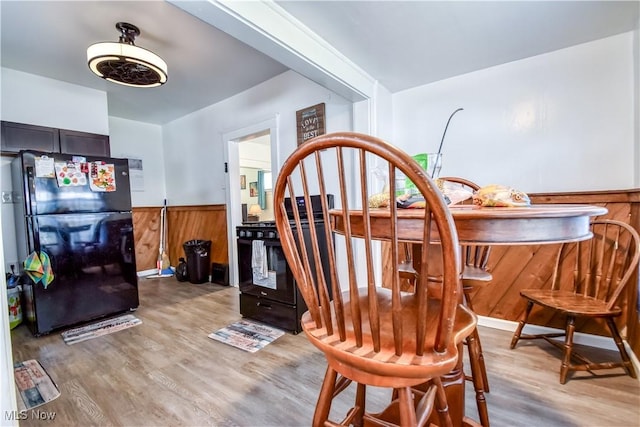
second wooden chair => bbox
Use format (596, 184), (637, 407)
(510, 219), (639, 384)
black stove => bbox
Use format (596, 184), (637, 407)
(236, 194), (334, 240)
(235, 194), (334, 333)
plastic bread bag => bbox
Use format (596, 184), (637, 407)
(472, 184), (530, 207)
(435, 179), (475, 206)
(368, 165), (391, 208)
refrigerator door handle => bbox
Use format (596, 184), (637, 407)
(27, 216), (41, 253)
(26, 166), (36, 216)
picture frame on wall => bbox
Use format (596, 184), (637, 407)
(249, 181), (258, 197)
(240, 175), (246, 189)
(296, 102), (326, 146)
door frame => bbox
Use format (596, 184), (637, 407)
(223, 116), (279, 286)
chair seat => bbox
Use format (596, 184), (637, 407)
(520, 289), (622, 317)
(462, 266), (492, 282)
(398, 261), (418, 278)
(302, 288), (477, 388)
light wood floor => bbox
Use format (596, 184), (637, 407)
(11, 278), (640, 426)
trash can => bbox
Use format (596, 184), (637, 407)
(183, 240), (212, 284)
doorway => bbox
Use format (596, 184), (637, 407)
(223, 117), (279, 286)
(238, 133), (273, 223)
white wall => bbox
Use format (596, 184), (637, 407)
(109, 117), (165, 207)
(0, 158), (18, 267)
(0, 231), (17, 427)
(0, 68), (108, 133)
(393, 32), (636, 193)
(162, 71), (353, 206)
(239, 141), (271, 170)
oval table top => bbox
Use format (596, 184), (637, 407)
(330, 204), (608, 245)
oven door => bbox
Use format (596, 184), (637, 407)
(237, 238), (296, 305)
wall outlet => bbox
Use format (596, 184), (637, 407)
(1, 191), (13, 204)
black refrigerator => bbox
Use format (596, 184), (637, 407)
(11, 150), (139, 335)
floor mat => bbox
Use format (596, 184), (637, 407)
(14, 360), (60, 410)
(208, 319), (285, 353)
(61, 314), (141, 345)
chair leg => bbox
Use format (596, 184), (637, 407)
(433, 377), (453, 427)
(397, 387), (418, 426)
(466, 331), (490, 427)
(510, 300), (534, 349)
(313, 365), (338, 427)
(464, 291), (490, 393)
(353, 383), (366, 427)
(560, 316), (576, 384)
(605, 317), (638, 379)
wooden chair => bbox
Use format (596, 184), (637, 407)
(274, 132), (477, 426)
(510, 219), (640, 384)
(438, 176), (492, 427)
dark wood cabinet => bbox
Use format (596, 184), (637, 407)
(1, 121), (60, 153)
(59, 129), (110, 157)
(1, 121), (110, 156)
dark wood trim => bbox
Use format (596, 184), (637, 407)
(530, 188), (640, 203)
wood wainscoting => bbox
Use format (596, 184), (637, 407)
(382, 189), (640, 356)
(132, 205), (228, 273)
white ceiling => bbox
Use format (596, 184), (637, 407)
(277, 1), (640, 93)
(1, 1), (638, 126)
(0, 1), (288, 125)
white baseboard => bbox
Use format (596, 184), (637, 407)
(479, 315), (640, 378)
(478, 315), (617, 350)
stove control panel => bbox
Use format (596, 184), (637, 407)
(236, 224), (279, 240)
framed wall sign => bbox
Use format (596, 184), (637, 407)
(296, 103), (326, 146)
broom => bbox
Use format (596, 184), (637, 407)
(160, 199), (171, 273)
(148, 200), (173, 278)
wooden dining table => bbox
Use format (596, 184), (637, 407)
(330, 203), (608, 426)
(331, 204), (608, 246)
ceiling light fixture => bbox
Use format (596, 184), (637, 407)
(87, 22), (168, 88)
